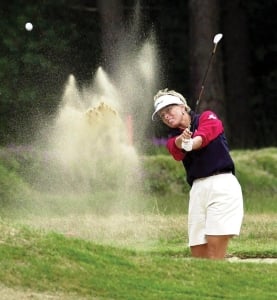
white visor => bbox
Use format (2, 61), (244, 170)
(152, 95), (184, 121)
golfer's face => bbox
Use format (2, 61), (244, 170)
(159, 105), (182, 128)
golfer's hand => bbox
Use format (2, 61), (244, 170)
(182, 127), (192, 139)
(175, 128), (192, 150)
(181, 138), (193, 152)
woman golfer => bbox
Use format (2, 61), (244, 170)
(152, 89), (244, 259)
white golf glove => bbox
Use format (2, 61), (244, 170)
(182, 138), (193, 152)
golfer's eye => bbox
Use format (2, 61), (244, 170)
(160, 107), (172, 120)
(159, 113), (165, 119)
(160, 113), (167, 120)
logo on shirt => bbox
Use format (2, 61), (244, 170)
(208, 113), (217, 120)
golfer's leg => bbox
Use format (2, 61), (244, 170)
(190, 244), (208, 258)
(206, 235), (231, 259)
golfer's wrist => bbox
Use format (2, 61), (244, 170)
(175, 137), (183, 149)
(181, 138), (194, 152)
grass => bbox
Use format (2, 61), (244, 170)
(0, 213), (276, 299)
(229, 214), (277, 258)
(232, 148), (277, 213)
(0, 147), (277, 299)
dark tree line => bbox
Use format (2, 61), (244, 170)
(151, 0), (277, 148)
(0, 0), (276, 148)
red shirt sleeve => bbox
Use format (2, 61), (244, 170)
(166, 110), (223, 160)
(166, 137), (185, 161)
(193, 111), (223, 148)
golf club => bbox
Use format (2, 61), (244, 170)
(195, 33), (223, 112)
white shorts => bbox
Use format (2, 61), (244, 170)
(188, 173), (244, 247)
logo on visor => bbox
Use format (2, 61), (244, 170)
(155, 99), (164, 107)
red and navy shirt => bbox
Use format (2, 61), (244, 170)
(166, 110), (235, 186)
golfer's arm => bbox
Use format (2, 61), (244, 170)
(192, 136), (203, 150)
(174, 135), (203, 151)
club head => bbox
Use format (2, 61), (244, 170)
(213, 33), (223, 44)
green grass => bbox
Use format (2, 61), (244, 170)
(0, 217), (276, 300)
(0, 147), (277, 299)
(232, 148), (277, 213)
(1, 147), (277, 216)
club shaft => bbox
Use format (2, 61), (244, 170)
(195, 40), (220, 112)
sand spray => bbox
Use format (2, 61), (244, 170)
(21, 5), (166, 247)
(41, 9), (161, 208)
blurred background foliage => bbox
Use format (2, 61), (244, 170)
(0, 0), (276, 148)
(0, 146), (276, 216)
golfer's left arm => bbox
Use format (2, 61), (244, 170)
(190, 136), (203, 150)
(178, 134), (202, 152)
(193, 111), (223, 147)
(183, 111), (223, 151)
